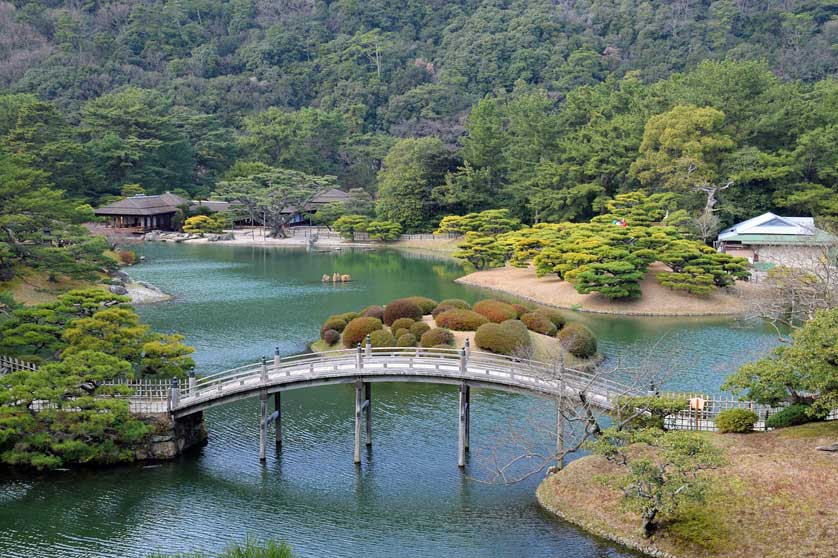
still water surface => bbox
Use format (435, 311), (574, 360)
(0, 244), (779, 557)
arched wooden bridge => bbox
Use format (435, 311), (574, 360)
(162, 343), (637, 467)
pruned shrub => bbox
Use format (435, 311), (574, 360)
(383, 299), (423, 325)
(394, 328), (410, 339)
(405, 296), (438, 314)
(332, 311), (361, 323)
(558, 323), (597, 358)
(435, 309), (489, 331)
(432, 303), (457, 319)
(614, 395), (690, 430)
(473, 299), (518, 323)
(397, 333), (417, 347)
(438, 299), (471, 310)
(322, 329), (340, 346)
(765, 404), (824, 429)
(369, 329), (396, 347)
(512, 303), (531, 318)
(410, 321), (431, 337)
(715, 409), (757, 433)
(321, 317), (347, 337)
(342, 317), (383, 347)
(362, 305), (385, 320)
(535, 308), (566, 329)
(391, 317), (416, 332)
(420, 327), (455, 348)
(520, 312), (557, 336)
(117, 250), (136, 265)
(474, 321), (532, 356)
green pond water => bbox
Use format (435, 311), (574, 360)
(0, 244), (780, 557)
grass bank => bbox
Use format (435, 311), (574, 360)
(537, 421), (838, 558)
(457, 263), (764, 317)
(0, 268), (103, 306)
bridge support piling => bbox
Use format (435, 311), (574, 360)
(464, 385), (470, 452)
(274, 392), (282, 447)
(354, 379), (363, 464)
(259, 390), (267, 462)
(364, 382), (372, 447)
(555, 401), (565, 470)
(458, 383), (469, 468)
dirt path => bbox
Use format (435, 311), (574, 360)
(456, 263), (761, 316)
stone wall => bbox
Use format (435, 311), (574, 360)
(135, 412), (208, 461)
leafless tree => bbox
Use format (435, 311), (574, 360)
(745, 241), (838, 341)
(475, 340), (675, 485)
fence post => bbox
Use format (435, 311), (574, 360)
(170, 377), (180, 411)
(365, 335), (372, 357)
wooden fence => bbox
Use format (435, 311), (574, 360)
(0, 355), (39, 375)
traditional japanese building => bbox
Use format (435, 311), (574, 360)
(94, 193), (187, 231)
(716, 212), (836, 270)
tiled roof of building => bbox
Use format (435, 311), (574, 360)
(718, 212), (835, 245)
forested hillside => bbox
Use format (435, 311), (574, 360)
(1, 0), (837, 231)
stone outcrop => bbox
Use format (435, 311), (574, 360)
(135, 412), (208, 461)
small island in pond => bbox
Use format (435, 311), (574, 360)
(311, 296), (600, 367)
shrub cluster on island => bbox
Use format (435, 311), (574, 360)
(313, 296), (598, 362)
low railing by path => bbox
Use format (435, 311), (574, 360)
(663, 392), (838, 432)
(0, 355), (39, 375)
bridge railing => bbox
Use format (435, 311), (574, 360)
(178, 346), (637, 410)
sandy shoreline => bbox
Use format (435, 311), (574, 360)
(456, 264), (759, 317)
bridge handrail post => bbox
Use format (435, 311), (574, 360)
(170, 377), (180, 411)
(356, 343), (363, 370)
(274, 347), (281, 371)
(261, 356), (268, 383)
(464, 338), (470, 359)
(459, 347), (467, 376)
(365, 335), (372, 357)
(187, 370), (195, 397)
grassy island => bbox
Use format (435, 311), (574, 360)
(537, 421), (838, 558)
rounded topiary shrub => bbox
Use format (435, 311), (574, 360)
(420, 327), (455, 348)
(512, 303), (531, 318)
(473, 299), (518, 323)
(535, 308), (566, 329)
(715, 409), (757, 433)
(474, 321), (532, 356)
(520, 312), (557, 336)
(383, 299), (423, 325)
(397, 333), (417, 347)
(369, 329), (396, 347)
(362, 305), (385, 320)
(394, 328), (410, 339)
(558, 323), (597, 358)
(405, 296), (438, 314)
(432, 303), (457, 319)
(333, 311), (361, 322)
(410, 321), (431, 337)
(342, 317), (383, 347)
(390, 317), (416, 332)
(435, 309), (489, 331)
(765, 404), (823, 429)
(322, 329), (340, 346)
(321, 317), (347, 337)
(438, 299), (471, 311)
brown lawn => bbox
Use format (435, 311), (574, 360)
(537, 421), (838, 558)
(457, 263), (766, 316)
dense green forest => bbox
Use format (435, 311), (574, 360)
(1, 0), (837, 234)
